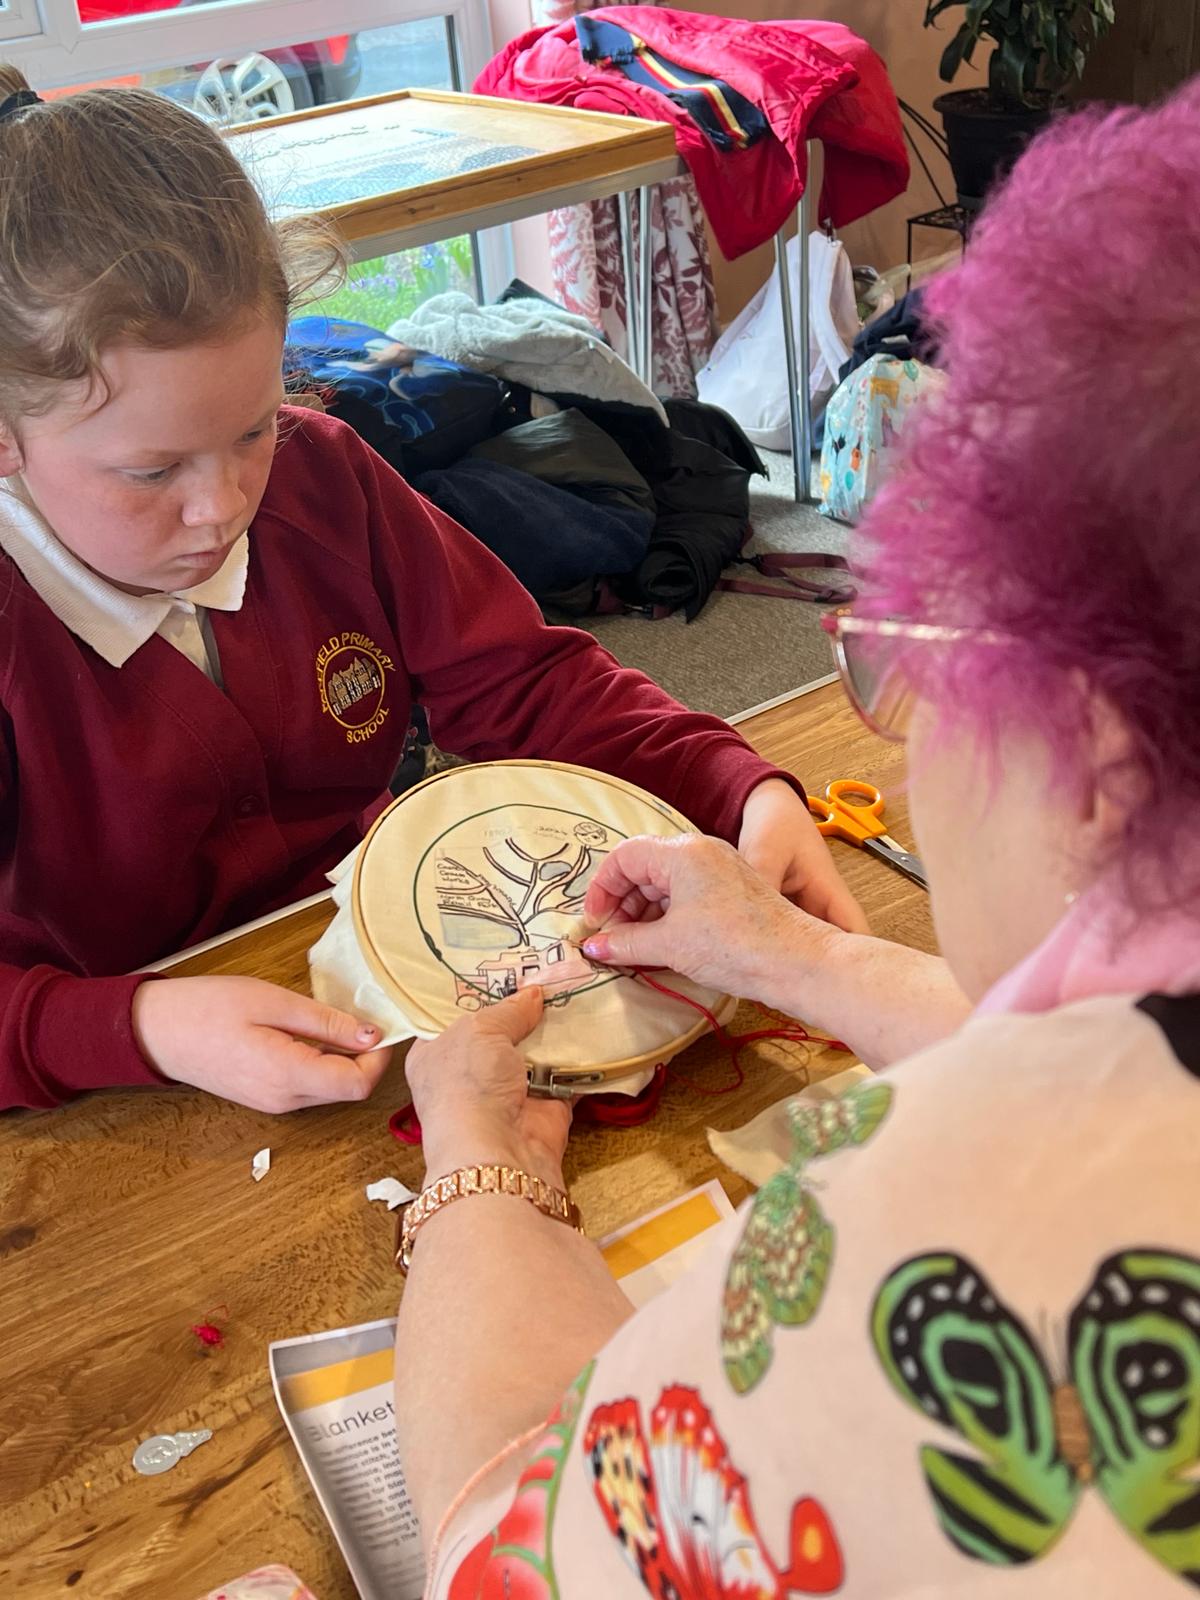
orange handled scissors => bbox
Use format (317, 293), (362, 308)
(807, 778), (928, 891)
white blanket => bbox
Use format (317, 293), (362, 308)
(387, 293), (667, 423)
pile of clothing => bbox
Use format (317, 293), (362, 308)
(288, 295), (765, 623)
(475, 8), (909, 258)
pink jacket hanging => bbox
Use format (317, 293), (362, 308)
(475, 9), (909, 259)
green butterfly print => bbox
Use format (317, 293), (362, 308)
(871, 1250), (1200, 1586)
(721, 1080), (894, 1395)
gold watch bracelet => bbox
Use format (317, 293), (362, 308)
(395, 1162), (583, 1274)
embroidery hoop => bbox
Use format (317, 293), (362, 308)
(351, 759), (736, 1096)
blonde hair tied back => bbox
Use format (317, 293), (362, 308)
(0, 61), (31, 98)
(0, 63), (344, 421)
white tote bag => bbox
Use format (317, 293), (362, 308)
(697, 232), (860, 452)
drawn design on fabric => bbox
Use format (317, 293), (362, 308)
(722, 1082), (894, 1394)
(871, 1250), (1200, 1585)
(447, 1361), (594, 1600)
(415, 806), (621, 1012)
(583, 1384), (844, 1596)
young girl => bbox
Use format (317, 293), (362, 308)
(0, 67), (862, 1115)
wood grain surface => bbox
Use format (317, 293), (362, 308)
(226, 90), (679, 248)
(0, 682), (933, 1599)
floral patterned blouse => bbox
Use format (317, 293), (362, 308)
(427, 992), (1200, 1598)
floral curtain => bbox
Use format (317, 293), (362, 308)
(530, 0), (717, 398)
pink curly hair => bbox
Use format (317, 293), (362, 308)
(857, 78), (1200, 903)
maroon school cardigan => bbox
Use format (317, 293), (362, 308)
(0, 409), (795, 1108)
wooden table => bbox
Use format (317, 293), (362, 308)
(226, 89), (683, 263)
(226, 87), (683, 413)
(0, 680), (934, 1600)
(225, 87), (815, 490)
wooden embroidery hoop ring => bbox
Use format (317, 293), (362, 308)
(351, 759), (737, 1097)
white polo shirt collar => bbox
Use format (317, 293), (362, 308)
(0, 479), (248, 671)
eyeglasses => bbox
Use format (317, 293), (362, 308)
(821, 608), (1010, 741)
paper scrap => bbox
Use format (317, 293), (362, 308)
(707, 1063), (874, 1188)
(599, 1179), (735, 1309)
(365, 1177), (417, 1211)
(252, 1147), (271, 1183)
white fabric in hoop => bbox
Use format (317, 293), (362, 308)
(308, 760), (733, 1095)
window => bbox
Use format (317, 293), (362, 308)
(0, 0), (45, 46)
(37, 18), (459, 127)
(2, 0), (491, 108)
(6, 0), (512, 308)
(308, 235), (475, 327)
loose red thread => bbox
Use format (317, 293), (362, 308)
(389, 1104), (424, 1144)
(575, 1064), (667, 1127)
(190, 1304), (229, 1349)
(632, 969), (849, 1096)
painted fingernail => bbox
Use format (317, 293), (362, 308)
(357, 1025), (379, 1043)
(582, 936), (609, 960)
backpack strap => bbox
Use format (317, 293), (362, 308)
(718, 552), (856, 605)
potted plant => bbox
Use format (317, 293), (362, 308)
(925, 0), (1115, 209)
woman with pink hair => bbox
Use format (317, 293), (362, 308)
(393, 85), (1200, 1597)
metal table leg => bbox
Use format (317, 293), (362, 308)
(776, 177), (815, 502)
(774, 229), (802, 501)
(637, 183), (654, 389)
(798, 180), (813, 499)
(618, 188), (638, 372)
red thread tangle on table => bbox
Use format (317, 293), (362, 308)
(631, 969), (849, 1095)
(386, 976), (850, 1141)
(190, 1304), (229, 1349)
(389, 1104), (424, 1144)
(575, 1063), (667, 1127)
(391, 1068), (670, 1142)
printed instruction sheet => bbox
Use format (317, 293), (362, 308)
(272, 1318), (421, 1600)
(271, 1179), (736, 1597)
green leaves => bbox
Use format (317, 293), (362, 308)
(939, 22), (977, 82)
(925, 0), (1116, 103)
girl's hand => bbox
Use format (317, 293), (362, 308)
(404, 987), (570, 1187)
(737, 778), (870, 933)
(132, 975), (392, 1112)
(581, 832), (844, 1010)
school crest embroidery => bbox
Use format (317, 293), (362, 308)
(315, 631), (395, 744)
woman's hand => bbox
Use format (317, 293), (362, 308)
(581, 832), (844, 1011)
(132, 975), (392, 1112)
(404, 986), (570, 1187)
(582, 834), (973, 1067)
(393, 987), (630, 1541)
(737, 778), (869, 933)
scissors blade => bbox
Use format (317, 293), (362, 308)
(864, 837), (929, 891)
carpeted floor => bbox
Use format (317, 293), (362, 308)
(566, 451), (852, 719)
